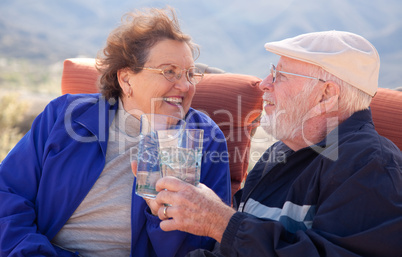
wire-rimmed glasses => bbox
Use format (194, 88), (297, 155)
(139, 64), (204, 85)
(270, 64), (326, 83)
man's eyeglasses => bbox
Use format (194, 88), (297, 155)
(270, 64), (326, 83)
(139, 64), (204, 85)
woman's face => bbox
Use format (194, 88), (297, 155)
(119, 39), (196, 120)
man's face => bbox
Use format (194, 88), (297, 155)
(259, 57), (320, 141)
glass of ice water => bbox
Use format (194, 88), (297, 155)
(133, 114), (186, 199)
(158, 129), (204, 186)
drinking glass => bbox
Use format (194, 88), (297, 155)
(158, 129), (204, 186)
(133, 114), (186, 199)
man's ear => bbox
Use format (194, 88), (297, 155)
(318, 81), (340, 113)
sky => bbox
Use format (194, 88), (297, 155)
(1, 0), (401, 88)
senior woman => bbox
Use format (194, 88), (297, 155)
(0, 7), (230, 257)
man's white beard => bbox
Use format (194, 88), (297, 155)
(260, 89), (315, 141)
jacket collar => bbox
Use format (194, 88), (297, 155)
(308, 108), (373, 158)
(74, 95), (119, 155)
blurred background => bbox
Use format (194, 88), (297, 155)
(1, 0), (401, 161)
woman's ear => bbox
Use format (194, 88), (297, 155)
(117, 68), (132, 96)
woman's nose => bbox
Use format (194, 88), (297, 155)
(174, 76), (190, 92)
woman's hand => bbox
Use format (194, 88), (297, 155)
(144, 197), (162, 216)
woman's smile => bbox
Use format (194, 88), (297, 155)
(163, 96), (183, 106)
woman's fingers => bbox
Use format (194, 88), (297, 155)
(131, 161), (138, 177)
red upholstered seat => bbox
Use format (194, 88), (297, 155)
(61, 58), (263, 199)
(61, 58), (402, 199)
(370, 88), (402, 150)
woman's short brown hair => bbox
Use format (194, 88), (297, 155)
(96, 7), (199, 100)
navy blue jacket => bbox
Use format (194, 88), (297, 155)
(221, 109), (402, 256)
(0, 93), (231, 257)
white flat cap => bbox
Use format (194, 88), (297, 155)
(265, 31), (380, 96)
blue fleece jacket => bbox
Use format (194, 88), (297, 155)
(0, 93), (231, 257)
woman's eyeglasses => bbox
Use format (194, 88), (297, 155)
(139, 64), (204, 85)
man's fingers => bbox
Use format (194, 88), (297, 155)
(159, 204), (174, 220)
(155, 178), (202, 211)
(159, 218), (178, 232)
(158, 205), (182, 232)
(131, 161), (138, 177)
(155, 176), (189, 192)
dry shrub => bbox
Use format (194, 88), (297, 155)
(0, 93), (29, 161)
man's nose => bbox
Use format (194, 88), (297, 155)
(259, 76), (273, 91)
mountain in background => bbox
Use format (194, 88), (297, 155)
(0, 0), (401, 89)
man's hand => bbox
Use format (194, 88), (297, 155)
(155, 177), (236, 243)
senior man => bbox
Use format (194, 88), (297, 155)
(151, 31), (402, 256)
